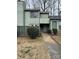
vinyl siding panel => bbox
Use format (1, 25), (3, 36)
(17, 2), (24, 26)
(40, 14), (49, 24)
(25, 12), (40, 26)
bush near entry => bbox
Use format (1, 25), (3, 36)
(53, 29), (58, 35)
(47, 29), (52, 34)
(27, 26), (39, 39)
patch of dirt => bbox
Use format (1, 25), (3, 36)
(17, 37), (50, 59)
(52, 36), (61, 45)
(42, 33), (59, 44)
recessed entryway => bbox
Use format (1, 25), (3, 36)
(40, 24), (49, 33)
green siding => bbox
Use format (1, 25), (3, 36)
(40, 14), (49, 24)
(17, 2), (24, 26)
(25, 12), (40, 26)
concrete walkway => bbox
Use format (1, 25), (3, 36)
(42, 33), (61, 59)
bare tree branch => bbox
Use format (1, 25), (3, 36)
(24, 0), (61, 16)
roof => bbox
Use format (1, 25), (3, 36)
(40, 12), (49, 14)
(17, 0), (24, 2)
(49, 16), (61, 20)
(24, 9), (40, 12)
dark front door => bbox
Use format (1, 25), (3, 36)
(40, 24), (49, 32)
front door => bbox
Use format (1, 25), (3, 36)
(52, 21), (57, 29)
(40, 24), (49, 32)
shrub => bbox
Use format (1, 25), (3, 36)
(53, 29), (58, 35)
(47, 29), (52, 34)
(27, 26), (39, 39)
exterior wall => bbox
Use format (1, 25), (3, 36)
(17, 26), (28, 36)
(40, 14), (49, 24)
(50, 20), (53, 31)
(17, 1), (26, 36)
(58, 21), (61, 31)
(17, 1), (24, 26)
(25, 12), (40, 26)
(17, 26), (25, 36)
(40, 14), (48, 18)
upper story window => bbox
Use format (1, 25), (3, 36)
(30, 12), (39, 18)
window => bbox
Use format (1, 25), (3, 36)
(30, 12), (39, 18)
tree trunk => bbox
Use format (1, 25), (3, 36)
(43, 2), (45, 12)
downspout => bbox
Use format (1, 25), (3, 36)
(39, 12), (41, 35)
(23, 1), (26, 36)
(24, 11), (25, 36)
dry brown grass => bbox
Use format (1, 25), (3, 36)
(17, 37), (51, 59)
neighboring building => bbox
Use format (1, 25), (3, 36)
(17, 0), (61, 36)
